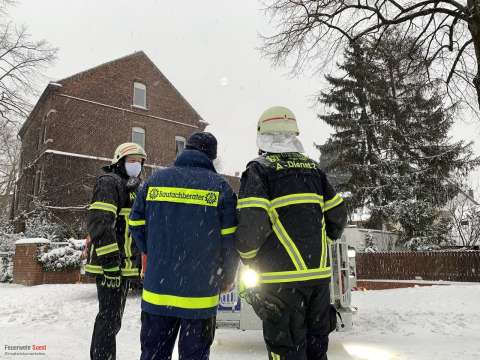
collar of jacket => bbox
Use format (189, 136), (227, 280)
(175, 149), (217, 173)
(101, 163), (130, 181)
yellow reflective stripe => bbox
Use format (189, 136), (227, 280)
(119, 207), (131, 216)
(85, 264), (103, 274)
(122, 213), (133, 269)
(238, 196), (309, 271)
(142, 289), (219, 309)
(88, 201), (118, 215)
(103, 266), (120, 272)
(270, 208), (307, 271)
(85, 265), (140, 277)
(221, 226), (237, 236)
(121, 268), (139, 277)
(270, 193), (324, 209)
(237, 197), (270, 212)
(324, 194), (344, 212)
(238, 248), (259, 259)
(238, 193), (326, 211)
(320, 219), (327, 269)
(260, 267), (332, 284)
(96, 243), (119, 256)
(129, 219), (146, 226)
(271, 353), (281, 360)
(146, 187), (219, 207)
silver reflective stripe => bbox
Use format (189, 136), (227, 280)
(237, 199), (270, 210)
(271, 194), (323, 209)
(260, 269), (332, 282)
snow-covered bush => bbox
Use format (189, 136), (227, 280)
(364, 246), (378, 253)
(0, 252), (13, 282)
(364, 231), (379, 252)
(37, 239), (83, 272)
(404, 237), (441, 251)
(0, 232), (19, 253)
(0, 224), (19, 283)
(24, 207), (66, 241)
(384, 197), (454, 249)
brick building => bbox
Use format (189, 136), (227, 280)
(13, 51), (237, 234)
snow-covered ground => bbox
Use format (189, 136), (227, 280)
(1, 283), (479, 359)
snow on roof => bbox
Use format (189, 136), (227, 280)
(15, 238), (50, 245)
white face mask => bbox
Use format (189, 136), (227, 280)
(125, 162), (142, 178)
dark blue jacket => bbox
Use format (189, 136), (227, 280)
(129, 150), (238, 319)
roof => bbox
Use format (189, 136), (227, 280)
(19, 51), (203, 138)
(57, 51), (146, 84)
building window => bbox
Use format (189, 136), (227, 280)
(133, 82), (147, 108)
(175, 136), (186, 156)
(33, 170), (42, 197)
(42, 109), (57, 144)
(132, 127), (145, 148)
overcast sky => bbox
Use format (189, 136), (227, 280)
(9, 0), (480, 187)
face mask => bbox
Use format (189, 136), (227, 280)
(125, 162), (142, 178)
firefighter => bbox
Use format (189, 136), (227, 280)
(85, 142), (147, 360)
(129, 132), (238, 360)
(235, 106), (347, 360)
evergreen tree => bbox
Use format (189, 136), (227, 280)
(318, 32), (479, 242)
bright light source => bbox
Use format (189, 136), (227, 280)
(241, 268), (259, 288)
(344, 344), (393, 360)
(348, 249), (356, 258)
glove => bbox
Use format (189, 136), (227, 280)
(243, 289), (285, 323)
(100, 267), (122, 289)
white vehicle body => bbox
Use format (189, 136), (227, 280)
(217, 234), (357, 331)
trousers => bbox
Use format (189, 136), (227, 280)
(253, 284), (334, 360)
(90, 277), (129, 360)
(140, 312), (216, 360)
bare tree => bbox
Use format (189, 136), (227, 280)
(261, 0), (480, 110)
(0, 121), (19, 197)
(0, 1), (56, 215)
(447, 192), (480, 246)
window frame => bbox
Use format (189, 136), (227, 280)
(33, 169), (43, 197)
(175, 136), (186, 156)
(132, 127), (146, 149)
(133, 82), (147, 109)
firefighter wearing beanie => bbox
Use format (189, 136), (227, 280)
(129, 132), (239, 360)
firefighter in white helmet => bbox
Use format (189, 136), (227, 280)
(235, 106), (347, 360)
(86, 142), (147, 360)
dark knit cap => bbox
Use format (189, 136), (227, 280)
(186, 132), (217, 160)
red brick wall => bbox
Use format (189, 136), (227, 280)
(14, 52), (210, 227)
(42, 270), (80, 284)
(13, 242), (84, 286)
(48, 95), (198, 166)
(58, 52), (202, 127)
(13, 243), (46, 286)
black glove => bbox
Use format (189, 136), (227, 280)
(101, 267), (122, 289)
(244, 289), (285, 323)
